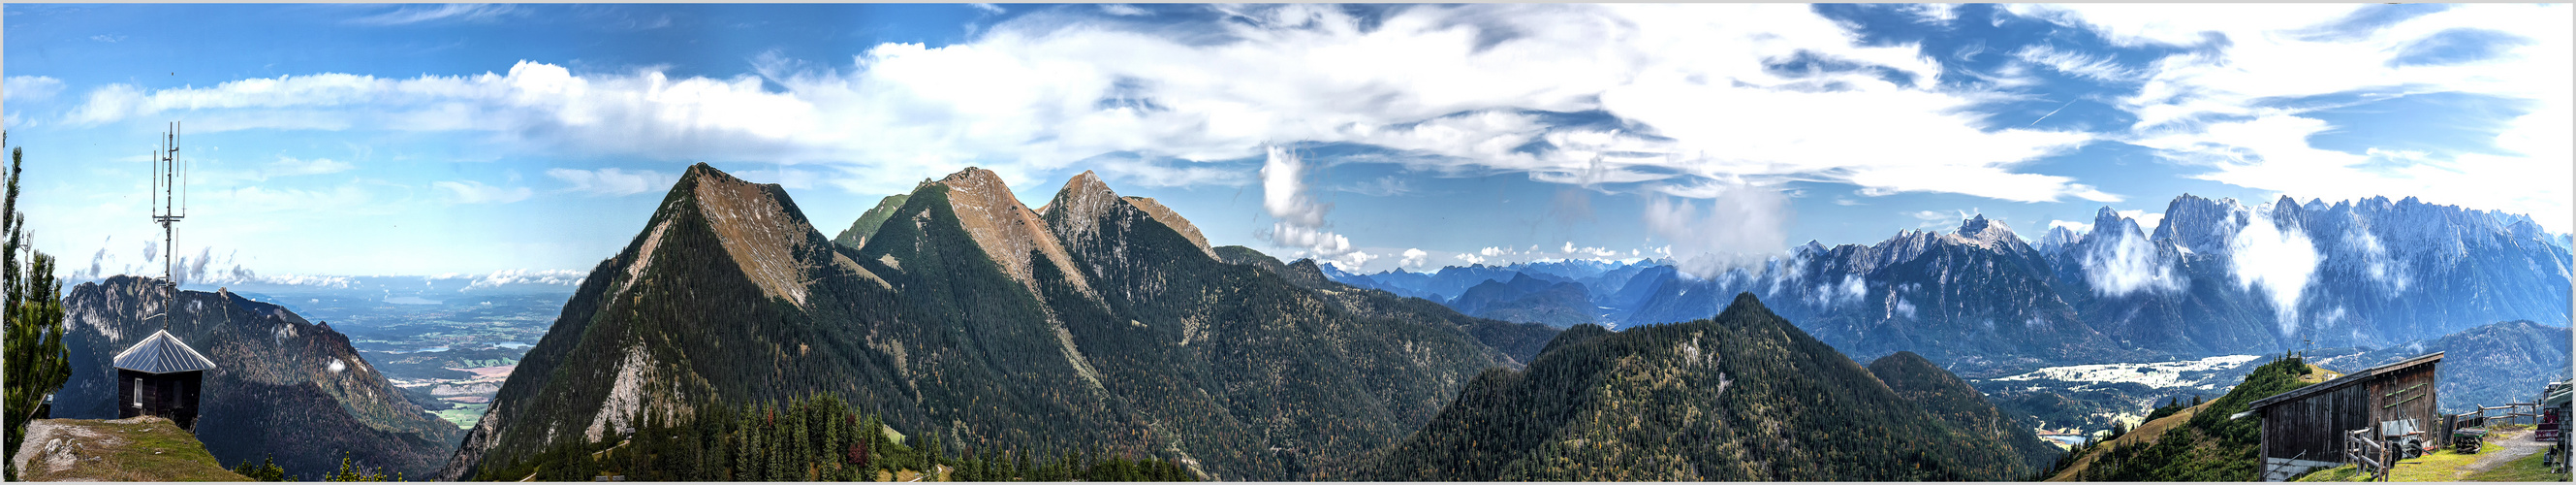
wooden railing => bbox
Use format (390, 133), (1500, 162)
(2344, 428), (2388, 482)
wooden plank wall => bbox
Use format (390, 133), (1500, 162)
(2260, 361), (2441, 469)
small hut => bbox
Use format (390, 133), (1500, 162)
(113, 329), (217, 430)
(2244, 352), (2440, 481)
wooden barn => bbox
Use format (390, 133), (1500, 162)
(2243, 352), (2441, 481)
(112, 329), (217, 430)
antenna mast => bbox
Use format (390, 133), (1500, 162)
(150, 121), (185, 331)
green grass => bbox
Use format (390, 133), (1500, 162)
(434, 403), (489, 429)
(2293, 446), (2572, 482)
(14, 418), (247, 482)
(2465, 448), (2571, 482)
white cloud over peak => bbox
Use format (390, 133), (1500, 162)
(1644, 182), (1789, 279)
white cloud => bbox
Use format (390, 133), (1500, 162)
(1326, 250), (1377, 271)
(546, 168), (675, 197)
(2083, 225), (2186, 297)
(1453, 252), (1486, 266)
(1097, 4), (1148, 16)
(1398, 247), (1428, 268)
(2117, 210), (2164, 232)
(433, 179), (533, 204)
(2026, 4), (2574, 232)
(52, 4), (2125, 204)
(262, 156), (355, 178)
(2014, 44), (2145, 82)
(4, 76), (65, 102)
(350, 4), (521, 25)
(1259, 146), (1356, 256)
(459, 268), (587, 291)
(1644, 182), (1789, 279)
(2228, 208), (2321, 335)
(2050, 219), (2095, 234)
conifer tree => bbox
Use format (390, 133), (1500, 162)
(2, 135), (71, 482)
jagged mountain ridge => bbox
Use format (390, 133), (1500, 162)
(1332, 194), (2570, 374)
(58, 276), (462, 478)
(441, 164), (1557, 481)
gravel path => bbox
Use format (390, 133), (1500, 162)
(2464, 429), (2546, 472)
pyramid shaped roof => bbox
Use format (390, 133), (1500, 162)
(112, 329), (216, 374)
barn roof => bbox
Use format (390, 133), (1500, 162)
(2246, 351), (2440, 411)
(112, 329), (217, 374)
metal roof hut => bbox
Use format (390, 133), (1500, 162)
(2244, 352), (2441, 481)
(113, 329), (216, 430)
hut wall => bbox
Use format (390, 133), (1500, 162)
(2262, 382), (2372, 468)
(112, 369), (204, 429)
(2367, 364), (2438, 441)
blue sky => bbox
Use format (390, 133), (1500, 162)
(4, 3), (2567, 282)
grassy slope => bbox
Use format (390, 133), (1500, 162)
(2047, 360), (2341, 481)
(12, 418), (246, 482)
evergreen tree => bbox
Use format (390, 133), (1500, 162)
(231, 454), (289, 481)
(3, 135), (72, 482)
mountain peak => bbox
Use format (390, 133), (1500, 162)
(935, 167), (1095, 299)
(1953, 214), (2024, 251)
(667, 163), (843, 306)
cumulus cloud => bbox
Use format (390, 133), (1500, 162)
(1644, 182), (1789, 279)
(1398, 248), (1429, 268)
(547, 168), (676, 196)
(52, 4), (2123, 203)
(1259, 146), (1355, 256)
(433, 179), (533, 204)
(2228, 208), (2322, 335)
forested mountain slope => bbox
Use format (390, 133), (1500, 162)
(1349, 293), (2032, 481)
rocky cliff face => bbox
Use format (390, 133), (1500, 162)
(58, 276), (459, 478)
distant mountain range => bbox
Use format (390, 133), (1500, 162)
(2311, 319), (2572, 413)
(1332, 194), (2572, 373)
(56, 275), (462, 479)
(437, 165), (1555, 481)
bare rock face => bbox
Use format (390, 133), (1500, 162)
(1124, 196), (1219, 259)
(935, 167), (1094, 299)
(682, 164), (886, 306)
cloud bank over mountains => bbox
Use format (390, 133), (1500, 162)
(11, 3), (2565, 275)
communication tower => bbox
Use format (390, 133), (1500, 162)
(149, 122), (186, 330)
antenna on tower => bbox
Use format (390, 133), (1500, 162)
(150, 121), (185, 331)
